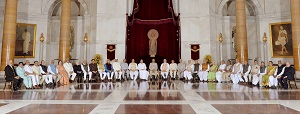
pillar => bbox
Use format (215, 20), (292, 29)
(291, 0), (300, 70)
(235, 0), (248, 62)
(59, 0), (71, 61)
(0, 0), (18, 70)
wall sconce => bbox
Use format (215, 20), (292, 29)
(262, 32), (267, 43)
(84, 33), (88, 42)
(218, 33), (223, 43)
(40, 33), (45, 42)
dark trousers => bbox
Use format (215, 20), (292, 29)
(278, 77), (294, 89)
(76, 72), (84, 83)
(6, 77), (23, 89)
(91, 71), (100, 80)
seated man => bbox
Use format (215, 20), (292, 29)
(63, 58), (76, 81)
(89, 59), (100, 82)
(121, 59), (129, 80)
(256, 61), (267, 86)
(160, 59), (170, 80)
(274, 60), (285, 87)
(169, 60), (177, 80)
(138, 59), (149, 81)
(4, 60), (23, 91)
(73, 61), (83, 83)
(177, 59), (186, 79)
(24, 60), (39, 89)
(32, 61), (44, 86)
(16, 62), (32, 89)
(81, 60), (92, 82)
(250, 60), (260, 85)
(222, 60), (233, 82)
(149, 59), (159, 79)
(230, 59), (243, 84)
(113, 58), (122, 81)
(241, 60), (251, 83)
(183, 60), (194, 81)
(199, 59), (210, 82)
(129, 59), (138, 81)
(216, 60), (226, 83)
(104, 59), (114, 81)
(40, 60), (53, 86)
(48, 60), (61, 85)
(98, 60), (107, 81)
(193, 60), (201, 80)
(277, 61), (295, 89)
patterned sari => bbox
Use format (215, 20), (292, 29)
(261, 66), (276, 86)
(208, 65), (218, 81)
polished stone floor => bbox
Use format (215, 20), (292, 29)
(0, 80), (300, 114)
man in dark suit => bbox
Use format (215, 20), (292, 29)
(277, 61), (295, 89)
(4, 60), (23, 91)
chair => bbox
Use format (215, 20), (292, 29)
(288, 77), (298, 89)
(3, 75), (14, 91)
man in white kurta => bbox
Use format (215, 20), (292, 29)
(256, 62), (267, 86)
(32, 61), (44, 85)
(216, 60), (226, 83)
(240, 60), (251, 83)
(199, 59), (210, 81)
(149, 59), (159, 79)
(169, 60), (177, 79)
(138, 59), (148, 80)
(63, 58), (76, 80)
(129, 59), (138, 81)
(230, 59), (243, 84)
(251, 60), (260, 85)
(113, 59), (122, 80)
(183, 60), (194, 80)
(177, 59), (185, 79)
(160, 59), (170, 80)
(121, 59), (129, 80)
(81, 60), (92, 81)
(24, 60), (39, 88)
(22, 29), (31, 54)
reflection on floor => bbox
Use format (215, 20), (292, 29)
(0, 80), (299, 114)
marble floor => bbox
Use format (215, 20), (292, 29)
(0, 80), (300, 114)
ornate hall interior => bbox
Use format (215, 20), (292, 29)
(0, 0), (300, 114)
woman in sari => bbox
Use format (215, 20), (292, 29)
(57, 60), (69, 85)
(207, 61), (218, 82)
(262, 61), (277, 87)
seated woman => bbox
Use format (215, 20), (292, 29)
(262, 61), (277, 87)
(16, 62), (32, 89)
(207, 61), (218, 82)
(57, 60), (69, 86)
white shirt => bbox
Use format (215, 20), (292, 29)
(169, 63), (177, 71)
(63, 62), (73, 72)
(39, 66), (47, 74)
(24, 65), (34, 73)
(112, 62), (121, 71)
(160, 63), (170, 72)
(218, 64), (226, 72)
(81, 64), (90, 73)
(121, 62), (129, 70)
(243, 65), (251, 75)
(138, 63), (147, 71)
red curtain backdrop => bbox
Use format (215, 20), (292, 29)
(107, 45), (115, 60)
(126, 0), (180, 65)
(191, 45), (200, 60)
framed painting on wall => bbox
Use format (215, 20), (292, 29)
(15, 23), (37, 58)
(269, 22), (293, 58)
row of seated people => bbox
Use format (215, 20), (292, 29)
(203, 59), (295, 89)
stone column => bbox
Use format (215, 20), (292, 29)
(291, 0), (300, 70)
(0, 0), (18, 70)
(235, 0), (248, 62)
(59, 0), (71, 61)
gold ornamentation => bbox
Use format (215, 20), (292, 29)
(84, 33), (88, 42)
(107, 45), (115, 52)
(94, 54), (102, 64)
(40, 33), (45, 42)
(262, 32), (267, 42)
(191, 45), (199, 52)
(218, 33), (223, 43)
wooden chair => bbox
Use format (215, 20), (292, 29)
(3, 75), (14, 91)
(288, 77), (298, 89)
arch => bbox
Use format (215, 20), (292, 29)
(43, 0), (89, 17)
(217, 0), (263, 16)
